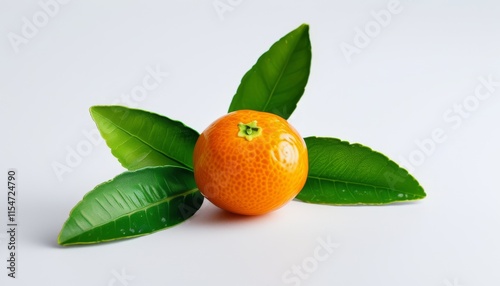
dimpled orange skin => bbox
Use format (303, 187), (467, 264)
(193, 110), (308, 215)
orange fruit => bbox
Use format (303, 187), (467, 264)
(193, 110), (308, 215)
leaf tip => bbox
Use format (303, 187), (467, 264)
(292, 23), (310, 39)
(57, 230), (67, 246)
(418, 188), (427, 199)
(89, 105), (106, 119)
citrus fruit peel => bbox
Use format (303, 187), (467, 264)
(193, 110), (308, 215)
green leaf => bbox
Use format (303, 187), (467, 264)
(90, 105), (199, 170)
(296, 137), (426, 205)
(228, 23), (312, 120)
(58, 166), (203, 246)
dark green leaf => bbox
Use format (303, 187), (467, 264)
(296, 137), (426, 205)
(58, 166), (203, 246)
(90, 105), (199, 170)
(228, 23), (312, 119)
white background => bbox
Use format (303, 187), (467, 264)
(1, 1), (499, 285)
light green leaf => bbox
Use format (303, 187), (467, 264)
(90, 105), (199, 170)
(228, 23), (312, 119)
(58, 166), (203, 245)
(296, 137), (426, 205)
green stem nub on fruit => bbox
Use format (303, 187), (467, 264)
(238, 121), (262, 141)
